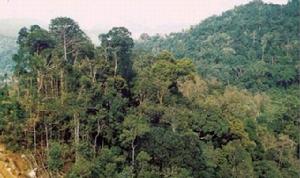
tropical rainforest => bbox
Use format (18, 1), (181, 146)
(0, 0), (299, 177)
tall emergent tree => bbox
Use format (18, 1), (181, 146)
(99, 27), (134, 80)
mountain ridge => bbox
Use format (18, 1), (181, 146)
(135, 0), (299, 90)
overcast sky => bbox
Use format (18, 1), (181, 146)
(0, 0), (288, 39)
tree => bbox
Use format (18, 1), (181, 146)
(99, 27), (134, 80)
(49, 17), (94, 63)
(48, 141), (64, 174)
(121, 113), (150, 175)
(91, 148), (125, 178)
(3, 2), (300, 176)
(254, 160), (283, 178)
(26, 25), (55, 55)
(133, 51), (195, 105)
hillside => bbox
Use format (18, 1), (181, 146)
(0, 35), (17, 77)
(0, 1), (299, 178)
(0, 19), (47, 37)
(135, 0), (300, 90)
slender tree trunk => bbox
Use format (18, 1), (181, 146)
(33, 121), (37, 154)
(60, 70), (64, 104)
(131, 140), (136, 178)
(172, 126), (176, 133)
(51, 76), (54, 97)
(74, 50), (78, 64)
(36, 72), (40, 155)
(74, 114), (80, 162)
(114, 51), (118, 77)
(90, 62), (96, 83)
(45, 123), (49, 152)
(45, 76), (48, 97)
(93, 120), (101, 156)
(63, 31), (67, 62)
(157, 91), (163, 105)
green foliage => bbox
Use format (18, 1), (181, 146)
(0, 2), (299, 177)
(254, 160), (282, 178)
(67, 157), (93, 178)
(121, 114), (150, 144)
(91, 147), (125, 178)
(48, 141), (64, 172)
(136, 0), (300, 90)
(99, 27), (134, 80)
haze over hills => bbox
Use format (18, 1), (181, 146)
(86, 22), (192, 44)
(0, 0), (287, 41)
(0, 18), (191, 43)
(0, 18), (47, 37)
(0, 19), (42, 77)
(0, 34), (17, 77)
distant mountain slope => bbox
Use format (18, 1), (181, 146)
(135, 0), (300, 90)
(0, 19), (47, 37)
(0, 35), (17, 77)
(0, 19), (49, 79)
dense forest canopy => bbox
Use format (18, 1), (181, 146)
(0, 0), (299, 177)
(136, 0), (300, 91)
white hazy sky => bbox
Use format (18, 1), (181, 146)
(0, 0), (288, 38)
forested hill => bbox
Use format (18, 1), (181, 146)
(0, 35), (17, 77)
(135, 0), (300, 90)
(0, 1), (299, 178)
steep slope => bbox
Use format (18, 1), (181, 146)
(135, 0), (300, 90)
(0, 35), (17, 77)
